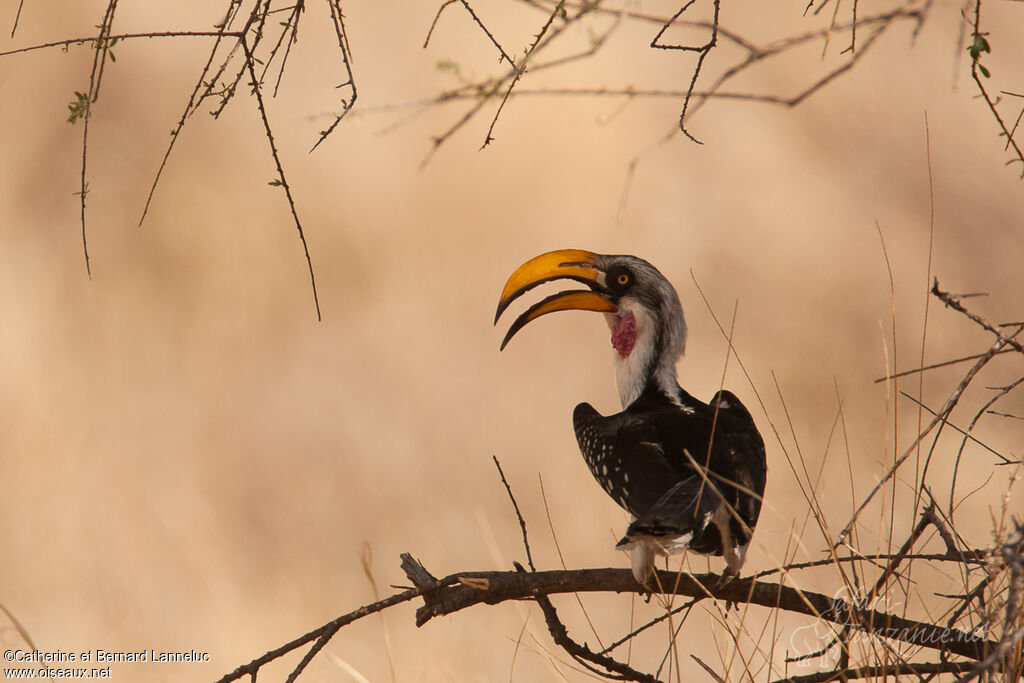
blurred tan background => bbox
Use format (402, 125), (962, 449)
(1, 0), (1022, 680)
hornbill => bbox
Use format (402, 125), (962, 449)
(494, 249), (766, 585)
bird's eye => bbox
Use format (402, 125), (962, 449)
(606, 266), (633, 292)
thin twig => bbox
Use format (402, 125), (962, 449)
(139, 2), (245, 227)
(309, 0), (358, 152)
(425, 0), (515, 64)
(836, 287), (1023, 544)
(932, 279), (1024, 355)
(600, 597), (702, 655)
(872, 347), (1015, 383)
(690, 653), (726, 682)
(76, 0), (121, 278)
(538, 474), (605, 651)
(9, 0), (26, 38)
(481, 0), (565, 148)
(212, 574), (440, 683)
(492, 455), (535, 572)
(898, 390), (1012, 464)
(240, 36), (322, 320)
(649, 0), (720, 143)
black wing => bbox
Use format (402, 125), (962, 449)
(703, 390), (767, 552)
(573, 386), (766, 558)
(573, 402), (679, 517)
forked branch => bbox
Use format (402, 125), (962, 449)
(213, 552), (998, 683)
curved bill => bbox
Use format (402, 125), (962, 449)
(500, 290), (617, 350)
(494, 249), (603, 324)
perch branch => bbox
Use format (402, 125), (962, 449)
(771, 660), (976, 682)
(398, 558), (996, 662)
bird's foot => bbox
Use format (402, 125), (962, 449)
(635, 579), (655, 603)
(715, 569), (740, 613)
(715, 568), (738, 590)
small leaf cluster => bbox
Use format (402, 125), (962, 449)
(66, 91), (89, 124)
(968, 32), (991, 78)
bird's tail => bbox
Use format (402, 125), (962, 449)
(615, 475), (722, 584)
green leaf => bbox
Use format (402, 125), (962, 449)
(268, 179), (283, 187)
(66, 90), (89, 124)
(969, 33), (991, 60)
(436, 59), (460, 74)
(979, 64), (990, 79)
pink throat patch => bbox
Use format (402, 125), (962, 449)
(611, 312), (637, 357)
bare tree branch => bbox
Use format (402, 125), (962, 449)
(770, 660), (976, 683)
(398, 558), (995, 661)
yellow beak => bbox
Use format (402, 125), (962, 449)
(495, 249), (618, 350)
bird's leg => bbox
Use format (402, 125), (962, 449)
(712, 505), (746, 576)
(635, 555), (672, 603)
(716, 565), (740, 613)
(710, 506), (746, 609)
(715, 566), (739, 589)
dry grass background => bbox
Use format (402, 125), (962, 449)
(0, 0), (1022, 681)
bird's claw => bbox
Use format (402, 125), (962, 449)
(715, 568), (738, 590)
(715, 569), (739, 613)
(636, 580), (654, 603)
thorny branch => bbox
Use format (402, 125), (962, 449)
(414, 0), (934, 215)
(418, 0), (928, 161)
(967, 0), (1024, 177)
(75, 0), (120, 279)
(5, 0), (355, 319)
(649, 0), (721, 143)
(481, 0), (566, 149)
(932, 279), (1024, 355)
(836, 279), (1024, 544)
(309, 0), (357, 153)
(240, 32), (322, 320)
(11, 0), (1019, 318)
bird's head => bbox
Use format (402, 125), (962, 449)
(495, 249), (687, 407)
